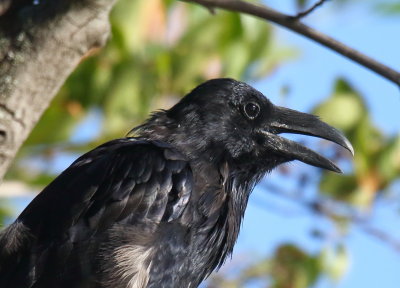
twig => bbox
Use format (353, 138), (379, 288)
(359, 224), (400, 252)
(182, 0), (400, 87)
(261, 182), (400, 252)
(293, 0), (329, 20)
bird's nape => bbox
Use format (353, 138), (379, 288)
(0, 78), (353, 288)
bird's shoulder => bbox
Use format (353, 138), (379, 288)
(0, 138), (194, 286)
(17, 137), (193, 242)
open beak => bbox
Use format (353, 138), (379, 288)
(261, 106), (354, 173)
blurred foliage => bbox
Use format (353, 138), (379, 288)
(208, 77), (400, 287)
(377, 2), (400, 15)
(2, 0), (400, 287)
(0, 204), (10, 227)
(269, 244), (320, 288)
(295, 0), (400, 16)
(315, 79), (400, 208)
(6, 0), (293, 185)
(208, 244), (349, 288)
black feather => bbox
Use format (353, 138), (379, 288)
(0, 78), (352, 288)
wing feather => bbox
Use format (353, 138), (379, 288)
(0, 138), (193, 287)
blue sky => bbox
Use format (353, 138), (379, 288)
(231, 1), (400, 288)
(5, 1), (400, 288)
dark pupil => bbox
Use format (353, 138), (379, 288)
(245, 103), (259, 118)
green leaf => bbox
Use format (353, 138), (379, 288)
(270, 244), (321, 288)
(313, 79), (366, 132)
(376, 2), (400, 15)
(320, 173), (357, 201)
(321, 244), (349, 282)
(377, 135), (400, 182)
(0, 200), (12, 227)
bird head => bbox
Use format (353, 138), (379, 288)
(137, 78), (353, 173)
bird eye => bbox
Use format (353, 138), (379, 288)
(243, 102), (260, 119)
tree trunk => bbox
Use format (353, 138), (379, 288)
(0, 0), (116, 180)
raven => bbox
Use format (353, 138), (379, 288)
(0, 78), (353, 288)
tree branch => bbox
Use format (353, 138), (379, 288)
(183, 0), (400, 87)
(0, 0), (117, 180)
(262, 182), (400, 253)
(293, 0), (329, 20)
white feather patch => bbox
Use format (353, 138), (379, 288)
(111, 244), (153, 288)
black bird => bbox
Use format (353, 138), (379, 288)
(0, 78), (353, 288)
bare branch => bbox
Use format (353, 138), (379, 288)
(182, 0), (400, 87)
(359, 224), (400, 252)
(262, 182), (400, 253)
(293, 0), (329, 20)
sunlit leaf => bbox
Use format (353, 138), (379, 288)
(313, 79), (366, 133)
(377, 136), (400, 182)
(270, 244), (321, 288)
(314, 78), (390, 208)
(321, 244), (349, 282)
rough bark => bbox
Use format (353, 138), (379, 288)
(1, 0), (399, 182)
(0, 0), (117, 180)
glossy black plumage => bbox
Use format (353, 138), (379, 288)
(0, 78), (353, 288)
